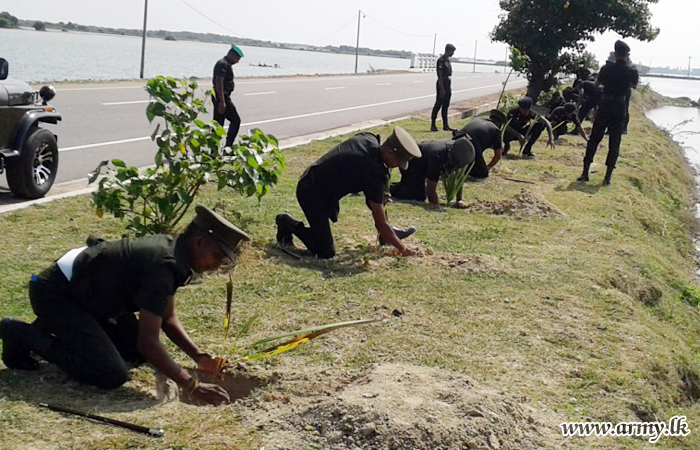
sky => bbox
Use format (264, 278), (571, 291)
(1, 0), (698, 69)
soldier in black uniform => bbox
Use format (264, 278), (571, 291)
(213, 44), (244, 147)
(452, 109), (506, 183)
(276, 127), (421, 259)
(390, 136), (475, 207)
(0, 206), (249, 406)
(529, 102), (588, 143)
(577, 40), (639, 185)
(577, 78), (603, 122)
(503, 97), (555, 158)
(430, 44), (456, 132)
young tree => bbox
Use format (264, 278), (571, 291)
(491, 0), (659, 102)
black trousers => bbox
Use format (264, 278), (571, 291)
(578, 99), (599, 122)
(431, 79), (452, 127)
(213, 94), (241, 146)
(390, 180), (426, 202)
(584, 100), (626, 168)
(292, 175), (336, 259)
(26, 265), (142, 389)
(470, 150), (489, 179)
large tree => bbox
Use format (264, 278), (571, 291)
(492, 0), (659, 102)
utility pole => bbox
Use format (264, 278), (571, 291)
(432, 33), (436, 57)
(504, 46), (508, 73)
(473, 40), (477, 73)
(689, 57), (693, 78)
(139, 0), (148, 79)
(354, 10), (363, 74)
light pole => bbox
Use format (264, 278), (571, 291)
(432, 33), (436, 57)
(139, 0), (148, 79)
(473, 40), (477, 73)
(689, 57), (693, 78)
(354, 10), (364, 74)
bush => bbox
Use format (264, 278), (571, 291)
(90, 76), (286, 236)
(678, 284), (700, 307)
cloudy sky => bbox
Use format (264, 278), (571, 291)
(1, 0), (697, 69)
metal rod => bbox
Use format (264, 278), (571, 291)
(139, 0), (148, 79)
(354, 10), (362, 74)
(39, 403), (164, 437)
(473, 40), (477, 73)
(432, 33), (436, 57)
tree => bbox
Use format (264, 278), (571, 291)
(33, 21), (46, 31)
(90, 76), (286, 236)
(0, 11), (18, 29)
(491, 0), (659, 102)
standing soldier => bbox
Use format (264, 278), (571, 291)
(0, 206), (249, 406)
(430, 44), (456, 132)
(275, 127), (421, 259)
(577, 40), (638, 185)
(213, 44), (244, 147)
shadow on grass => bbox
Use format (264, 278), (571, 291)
(0, 364), (159, 413)
(263, 242), (393, 278)
(388, 199), (449, 214)
(555, 181), (605, 194)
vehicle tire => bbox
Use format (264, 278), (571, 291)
(6, 127), (59, 199)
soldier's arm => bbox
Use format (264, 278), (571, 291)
(160, 296), (206, 362)
(487, 147), (503, 168)
(369, 201), (415, 256)
(426, 180), (440, 205)
(215, 77), (226, 111)
(537, 115), (556, 147)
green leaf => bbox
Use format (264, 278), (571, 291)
(111, 159), (126, 168)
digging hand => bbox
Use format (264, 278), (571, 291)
(400, 246), (417, 257)
(547, 138), (556, 149)
(197, 354), (230, 375)
(518, 135), (526, 146)
(452, 200), (468, 210)
(191, 382), (231, 406)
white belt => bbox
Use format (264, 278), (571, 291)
(56, 246), (87, 281)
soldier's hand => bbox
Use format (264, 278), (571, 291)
(518, 135), (526, 146)
(400, 246), (417, 257)
(197, 354), (229, 375)
(190, 382), (231, 406)
(547, 139), (556, 149)
(452, 200), (468, 210)
(217, 102), (226, 115)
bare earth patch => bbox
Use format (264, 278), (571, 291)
(241, 363), (556, 450)
(466, 188), (564, 219)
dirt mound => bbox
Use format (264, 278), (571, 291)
(466, 188), (564, 219)
(247, 363), (554, 450)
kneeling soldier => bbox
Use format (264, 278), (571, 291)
(276, 127), (421, 258)
(0, 206), (249, 406)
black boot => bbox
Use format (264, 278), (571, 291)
(430, 124), (439, 132)
(275, 213), (301, 246)
(603, 166), (614, 185)
(0, 318), (45, 371)
(577, 162), (590, 182)
(379, 226), (417, 246)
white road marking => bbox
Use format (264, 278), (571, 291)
(59, 86), (144, 92)
(412, 80), (424, 83)
(102, 100), (150, 105)
(58, 79), (527, 153)
(376, 82), (392, 86)
(244, 91), (277, 96)
(324, 86), (346, 90)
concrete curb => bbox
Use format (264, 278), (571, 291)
(0, 116), (409, 215)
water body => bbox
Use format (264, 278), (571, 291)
(0, 27), (505, 83)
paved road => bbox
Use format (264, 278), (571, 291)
(2, 71), (525, 188)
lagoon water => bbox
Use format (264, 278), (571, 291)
(0, 27), (506, 83)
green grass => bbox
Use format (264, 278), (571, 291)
(2, 88), (700, 449)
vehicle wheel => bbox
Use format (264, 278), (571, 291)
(6, 127), (59, 199)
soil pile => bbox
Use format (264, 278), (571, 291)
(246, 363), (554, 450)
(466, 189), (564, 219)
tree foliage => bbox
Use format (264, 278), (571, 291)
(0, 11), (18, 29)
(90, 76), (286, 236)
(33, 21), (46, 31)
(492, 0), (659, 101)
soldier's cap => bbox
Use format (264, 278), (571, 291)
(449, 137), (475, 169)
(445, 43), (456, 52)
(229, 44), (244, 58)
(614, 40), (630, 56)
(518, 97), (533, 109)
(193, 205), (250, 261)
(385, 126), (421, 170)
(489, 109), (507, 124)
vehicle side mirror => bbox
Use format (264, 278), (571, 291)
(0, 58), (8, 80)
